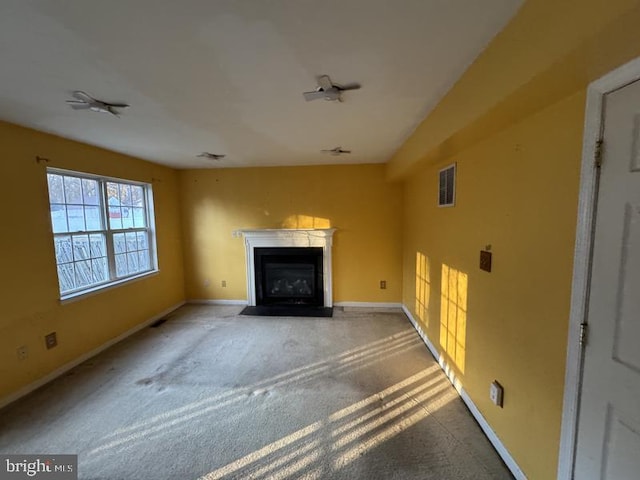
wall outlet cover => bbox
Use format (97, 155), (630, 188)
(45, 332), (57, 350)
(490, 380), (504, 407)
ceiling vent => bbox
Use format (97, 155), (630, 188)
(438, 163), (456, 207)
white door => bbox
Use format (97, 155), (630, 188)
(574, 79), (640, 479)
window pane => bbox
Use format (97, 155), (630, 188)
(75, 260), (92, 287)
(67, 205), (86, 232)
(82, 178), (100, 205)
(127, 252), (139, 273)
(89, 234), (106, 258)
(54, 236), (73, 264)
(107, 183), (122, 229)
(119, 184), (132, 206)
(121, 207), (134, 229)
(125, 232), (137, 252)
(136, 232), (148, 250)
(58, 264), (75, 293)
(85, 206), (102, 231)
(92, 258), (109, 283)
(132, 208), (146, 228)
(115, 253), (128, 277)
(64, 176), (82, 204)
(72, 235), (90, 261)
(50, 204), (68, 233)
(106, 182), (119, 202)
(108, 205), (123, 229)
(113, 233), (126, 254)
(131, 185), (144, 207)
(138, 250), (150, 271)
(47, 174), (64, 204)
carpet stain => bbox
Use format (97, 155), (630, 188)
(283, 338), (300, 349)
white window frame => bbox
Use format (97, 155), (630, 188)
(438, 163), (456, 207)
(46, 168), (158, 300)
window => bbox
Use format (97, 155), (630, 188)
(46, 169), (157, 298)
(438, 163), (456, 207)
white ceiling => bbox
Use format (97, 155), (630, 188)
(0, 0), (522, 169)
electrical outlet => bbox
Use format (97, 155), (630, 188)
(221, 280), (227, 287)
(45, 332), (57, 350)
(204, 279), (210, 287)
(489, 380), (504, 407)
(380, 280), (387, 289)
(17, 345), (28, 360)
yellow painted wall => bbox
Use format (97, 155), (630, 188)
(0, 121), (185, 401)
(391, 1), (640, 478)
(403, 90), (584, 478)
(179, 164), (403, 303)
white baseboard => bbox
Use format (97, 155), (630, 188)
(402, 305), (527, 480)
(0, 301), (185, 411)
(334, 302), (403, 309)
(188, 299), (248, 306)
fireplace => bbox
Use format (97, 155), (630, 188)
(239, 229), (336, 316)
(254, 247), (323, 306)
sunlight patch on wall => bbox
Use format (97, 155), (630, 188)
(439, 264), (467, 374)
(415, 252), (431, 326)
(282, 215), (331, 229)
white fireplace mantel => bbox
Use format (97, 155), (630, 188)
(240, 228), (336, 307)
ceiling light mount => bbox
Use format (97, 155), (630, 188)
(66, 91), (129, 117)
(197, 152), (226, 161)
(321, 147), (351, 156)
(303, 75), (361, 102)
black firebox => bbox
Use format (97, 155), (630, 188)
(254, 247), (324, 306)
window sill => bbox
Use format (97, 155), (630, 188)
(60, 269), (160, 304)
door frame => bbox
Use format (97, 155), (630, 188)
(557, 55), (640, 479)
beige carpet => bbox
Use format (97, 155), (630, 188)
(0, 305), (513, 479)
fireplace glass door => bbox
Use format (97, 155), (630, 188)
(254, 247), (323, 306)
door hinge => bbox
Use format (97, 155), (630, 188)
(579, 322), (589, 348)
(594, 139), (604, 168)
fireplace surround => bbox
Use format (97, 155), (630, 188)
(240, 229), (336, 311)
